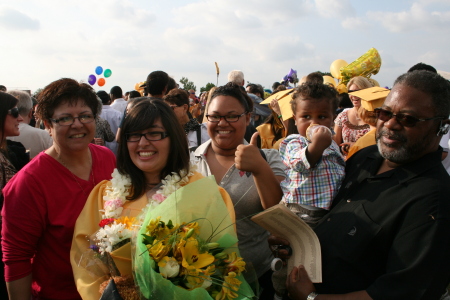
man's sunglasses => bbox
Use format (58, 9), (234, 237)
(8, 107), (19, 118)
(374, 108), (444, 127)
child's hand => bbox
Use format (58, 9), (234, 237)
(310, 126), (332, 153)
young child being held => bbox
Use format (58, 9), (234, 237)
(279, 82), (345, 226)
(273, 83), (346, 300)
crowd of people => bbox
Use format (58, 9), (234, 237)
(0, 63), (449, 300)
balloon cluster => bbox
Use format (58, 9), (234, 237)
(88, 66), (112, 87)
(329, 48), (382, 93)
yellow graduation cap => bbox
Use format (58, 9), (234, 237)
(349, 87), (390, 111)
(260, 89), (296, 120)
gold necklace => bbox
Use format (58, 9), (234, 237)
(58, 151), (95, 198)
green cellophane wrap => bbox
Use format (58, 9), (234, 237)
(133, 176), (255, 300)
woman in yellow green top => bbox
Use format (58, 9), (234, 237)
(70, 99), (234, 299)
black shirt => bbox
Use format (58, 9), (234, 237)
(314, 145), (450, 300)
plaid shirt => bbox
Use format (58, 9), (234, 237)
(279, 134), (345, 210)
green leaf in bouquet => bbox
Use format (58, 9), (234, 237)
(142, 234), (155, 246)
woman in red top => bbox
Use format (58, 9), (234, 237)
(2, 78), (116, 299)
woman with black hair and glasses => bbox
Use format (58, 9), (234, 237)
(194, 82), (285, 299)
(0, 92), (23, 193)
(70, 98), (233, 299)
(0, 92), (23, 299)
(2, 79), (116, 300)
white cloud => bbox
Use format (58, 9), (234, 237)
(341, 17), (370, 30)
(368, 2), (450, 32)
(315, 0), (354, 19)
(0, 7), (40, 30)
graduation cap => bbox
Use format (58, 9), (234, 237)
(349, 87), (390, 111)
(260, 89), (296, 120)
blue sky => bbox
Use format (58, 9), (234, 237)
(1, 0), (450, 93)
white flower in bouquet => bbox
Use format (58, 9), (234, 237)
(158, 256), (180, 278)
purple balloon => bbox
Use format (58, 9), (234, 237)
(287, 68), (298, 83)
(95, 66), (103, 75)
(88, 74), (96, 85)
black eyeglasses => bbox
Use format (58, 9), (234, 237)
(8, 107), (19, 118)
(374, 108), (444, 127)
(169, 105), (181, 110)
(348, 89), (360, 93)
(49, 114), (95, 126)
(126, 131), (169, 142)
(206, 112), (247, 123)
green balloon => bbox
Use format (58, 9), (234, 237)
(104, 69), (112, 78)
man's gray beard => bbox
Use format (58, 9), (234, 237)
(376, 131), (423, 164)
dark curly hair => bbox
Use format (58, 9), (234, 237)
(394, 70), (450, 118)
(117, 98), (190, 200)
(36, 78), (100, 124)
(209, 82), (254, 113)
(290, 82), (338, 116)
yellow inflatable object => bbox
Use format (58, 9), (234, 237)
(330, 59), (348, 79)
(340, 48), (382, 85)
(336, 83), (348, 94)
(323, 76), (336, 87)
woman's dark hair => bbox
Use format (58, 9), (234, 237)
(337, 93), (352, 109)
(163, 88), (189, 107)
(36, 78), (100, 124)
(128, 90), (141, 99)
(117, 98), (190, 200)
(209, 82), (254, 113)
(0, 92), (18, 147)
(262, 112), (285, 142)
(290, 82), (338, 116)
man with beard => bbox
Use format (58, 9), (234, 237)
(274, 70), (450, 300)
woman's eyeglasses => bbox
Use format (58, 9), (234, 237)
(206, 112), (247, 123)
(7, 107), (19, 118)
(374, 108), (444, 127)
(49, 114), (95, 126)
(126, 131), (169, 142)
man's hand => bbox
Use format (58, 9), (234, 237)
(286, 265), (316, 300)
(268, 235), (291, 260)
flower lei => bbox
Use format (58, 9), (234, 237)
(96, 162), (197, 255)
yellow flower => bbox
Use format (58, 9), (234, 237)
(146, 217), (161, 234)
(147, 240), (170, 263)
(181, 238), (215, 270)
(146, 217), (176, 240)
(184, 265), (216, 289)
(224, 252), (246, 275)
(115, 216), (136, 229)
(215, 272), (242, 300)
(179, 222), (200, 238)
(173, 239), (186, 262)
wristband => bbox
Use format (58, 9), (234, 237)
(278, 115), (282, 119)
(307, 292), (318, 300)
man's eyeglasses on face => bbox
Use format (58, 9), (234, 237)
(374, 108), (444, 127)
(169, 105), (180, 110)
(206, 112), (247, 123)
(49, 114), (95, 126)
(126, 131), (169, 142)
